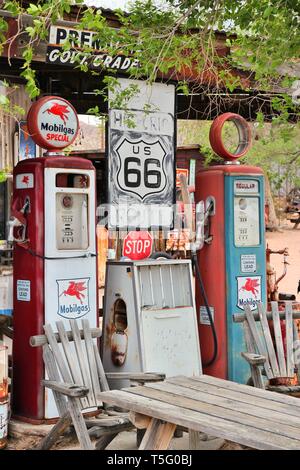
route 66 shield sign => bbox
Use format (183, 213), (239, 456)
(108, 78), (175, 230)
(116, 138), (167, 200)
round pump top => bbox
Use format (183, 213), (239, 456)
(209, 113), (252, 162)
(27, 96), (79, 151)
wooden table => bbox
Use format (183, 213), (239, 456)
(98, 374), (300, 450)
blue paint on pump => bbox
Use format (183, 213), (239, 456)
(225, 174), (266, 384)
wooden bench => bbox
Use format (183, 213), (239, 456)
(98, 374), (300, 450)
(233, 301), (300, 393)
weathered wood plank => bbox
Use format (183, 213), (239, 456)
(42, 380), (89, 398)
(43, 324), (72, 383)
(233, 311), (300, 323)
(67, 398), (94, 450)
(88, 421), (133, 437)
(105, 372), (165, 382)
(144, 381), (300, 434)
(70, 319), (95, 407)
(95, 433), (118, 450)
(43, 344), (68, 417)
(93, 343), (109, 392)
(56, 321), (89, 409)
(191, 375), (300, 409)
(285, 302), (295, 377)
(257, 303), (280, 377)
(241, 352), (266, 365)
(245, 306), (273, 380)
(139, 418), (176, 450)
(129, 412), (152, 429)
(30, 328), (101, 347)
(189, 430), (204, 450)
(98, 389), (300, 450)
(270, 301), (287, 377)
(243, 320), (265, 388)
(36, 411), (72, 450)
(170, 376), (300, 419)
(82, 319), (101, 402)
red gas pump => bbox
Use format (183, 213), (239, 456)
(194, 114), (267, 384)
(11, 97), (98, 421)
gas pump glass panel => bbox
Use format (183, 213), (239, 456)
(56, 193), (89, 250)
(233, 179), (260, 247)
(234, 197), (260, 247)
(56, 173), (90, 188)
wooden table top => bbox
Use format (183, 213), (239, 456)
(98, 374), (300, 450)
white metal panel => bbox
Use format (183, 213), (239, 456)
(141, 306), (202, 377)
(44, 257), (97, 418)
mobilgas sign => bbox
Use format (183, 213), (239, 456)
(46, 26), (139, 71)
(27, 96), (79, 151)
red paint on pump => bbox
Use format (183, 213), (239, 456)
(196, 168), (227, 379)
(12, 159), (45, 419)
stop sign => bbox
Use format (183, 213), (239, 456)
(123, 231), (153, 260)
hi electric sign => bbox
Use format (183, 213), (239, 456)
(27, 96), (79, 150)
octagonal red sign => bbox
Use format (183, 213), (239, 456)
(123, 231), (153, 260)
(27, 96), (79, 151)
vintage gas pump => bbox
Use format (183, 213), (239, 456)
(10, 97), (98, 421)
(195, 113), (267, 384)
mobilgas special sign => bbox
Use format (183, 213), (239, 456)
(27, 96), (79, 150)
(46, 25), (140, 71)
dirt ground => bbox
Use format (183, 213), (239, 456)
(266, 223), (300, 301)
(4, 224), (299, 451)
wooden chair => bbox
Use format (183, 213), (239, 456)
(30, 319), (165, 450)
(233, 301), (300, 393)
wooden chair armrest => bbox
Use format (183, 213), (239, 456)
(105, 372), (165, 382)
(241, 352), (266, 366)
(42, 380), (89, 397)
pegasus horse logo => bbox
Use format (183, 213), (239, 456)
(239, 278), (260, 298)
(59, 281), (87, 304)
(43, 103), (70, 124)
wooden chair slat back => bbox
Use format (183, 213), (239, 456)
(69, 319), (96, 407)
(244, 302), (296, 380)
(244, 305), (274, 380)
(82, 319), (101, 406)
(270, 302), (287, 377)
(43, 344), (68, 416)
(55, 321), (90, 410)
(43, 320), (102, 410)
(285, 302), (295, 377)
(257, 303), (280, 377)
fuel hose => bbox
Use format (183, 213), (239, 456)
(192, 253), (218, 367)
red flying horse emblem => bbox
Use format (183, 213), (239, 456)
(60, 281), (87, 304)
(43, 103), (70, 124)
(239, 278), (260, 298)
(22, 175), (30, 186)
